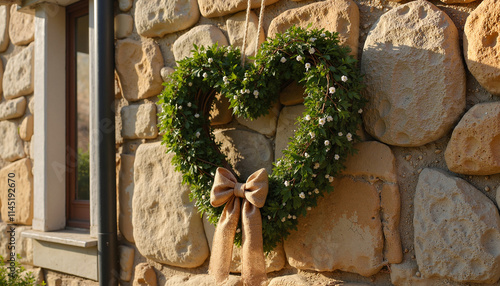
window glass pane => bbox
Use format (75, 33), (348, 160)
(76, 14), (89, 201)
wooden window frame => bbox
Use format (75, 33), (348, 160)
(66, 0), (90, 229)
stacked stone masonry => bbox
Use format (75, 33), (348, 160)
(1, 0), (500, 285)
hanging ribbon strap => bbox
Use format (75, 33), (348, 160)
(209, 167), (268, 286)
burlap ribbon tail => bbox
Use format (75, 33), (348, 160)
(209, 167), (269, 286)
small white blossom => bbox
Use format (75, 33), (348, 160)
(328, 177), (334, 183)
(240, 89), (245, 94)
(208, 58), (213, 63)
(319, 118), (326, 126)
(314, 162), (320, 169)
(202, 72), (208, 78)
(245, 89), (250, 94)
(310, 37), (317, 42)
(293, 215), (297, 219)
(253, 90), (259, 96)
(305, 62), (311, 71)
(296, 55), (303, 62)
(320, 33), (326, 37)
(325, 174), (330, 179)
(346, 133), (353, 141)
(304, 153), (310, 158)
(188, 82), (193, 86)
(268, 215), (271, 220)
(299, 192), (306, 199)
(324, 140), (330, 146)
(358, 108), (363, 114)
(305, 114), (311, 121)
(178, 105), (183, 110)
(202, 195), (206, 200)
(329, 86), (336, 94)
(308, 192), (312, 195)
(194, 113), (200, 118)
(312, 174), (317, 177)
(338, 132), (343, 136)
(276, 160), (281, 166)
(236, 228), (241, 233)
(341, 75), (348, 82)
(327, 115), (333, 122)
(187, 102), (192, 107)
(233, 96), (238, 100)
(334, 154), (340, 160)
(307, 207), (312, 211)
(288, 214), (292, 219)
(223, 76), (229, 84)
(195, 131), (200, 138)
(281, 217), (286, 222)
(309, 47), (315, 54)
(283, 202), (286, 206)
(314, 188), (319, 194)
(284, 181), (290, 187)
(309, 131), (315, 139)
(280, 57), (287, 63)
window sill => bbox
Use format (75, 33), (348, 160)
(22, 229), (97, 247)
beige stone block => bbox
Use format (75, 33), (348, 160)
(0, 5), (8, 53)
(268, 0), (359, 58)
(414, 168), (500, 283)
(0, 120), (25, 162)
(279, 82), (305, 106)
(114, 14), (133, 39)
(115, 39), (164, 102)
(118, 154), (134, 243)
(268, 275), (308, 286)
(198, 0), (279, 18)
(19, 114), (33, 141)
(133, 263), (157, 286)
(3, 43), (34, 99)
(0, 223), (10, 259)
(135, 0), (199, 38)
(119, 0), (133, 12)
(121, 103), (158, 139)
(343, 141), (397, 183)
(442, 0), (478, 3)
(362, 0), (465, 147)
(226, 11), (264, 58)
(236, 103), (279, 137)
(133, 142), (209, 268)
(284, 177), (385, 276)
(275, 105), (305, 159)
(160, 66), (174, 82)
(0, 159), (33, 225)
(445, 102), (500, 175)
(28, 96), (33, 114)
(380, 184), (402, 264)
(0, 96), (26, 120)
(164, 274), (242, 286)
(9, 5), (33, 46)
(119, 245), (134, 282)
(209, 93), (233, 126)
(390, 260), (436, 286)
(214, 129), (273, 180)
(14, 225), (32, 264)
(0, 58), (3, 97)
(173, 25), (228, 62)
(464, 0), (500, 95)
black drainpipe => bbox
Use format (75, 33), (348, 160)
(95, 0), (118, 285)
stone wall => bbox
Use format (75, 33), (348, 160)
(114, 0), (500, 285)
(0, 2), (35, 269)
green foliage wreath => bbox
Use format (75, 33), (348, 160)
(158, 26), (366, 252)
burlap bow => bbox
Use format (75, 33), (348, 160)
(209, 167), (269, 286)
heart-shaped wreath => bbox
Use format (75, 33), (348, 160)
(158, 26), (365, 252)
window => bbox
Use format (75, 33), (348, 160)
(66, 0), (90, 228)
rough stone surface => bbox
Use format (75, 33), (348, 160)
(0, 223), (9, 259)
(343, 141), (397, 183)
(13, 225), (32, 264)
(0, 96), (26, 120)
(236, 103), (279, 137)
(133, 142), (209, 268)
(414, 168), (500, 283)
(119, 0), (133, 12)
(118, 154), (135, 243)
(198, 0), (279, 18)
(164, 275), (242, 286)
(135, 0), (199, 38)
(115, 14), (133, 39)
(19, 114), (33, 141)
(0, 159), (33, 225)
(133, 263), (157, 286)
(390, 260), (436, 286)
(445, 102), (500, 175)
(0, 58), (3, 96)
(361, 0), (465, 147)
(226, 11), (264, 58)
(275, 105), (305, 159)
(209, 93), (233, 126)
(9, 5), (34, 46)
(268, 275), (308, 286)
(279, 82), (305, 106)
(284, 177), (385, 276)
(115, 39), (164, 102)
(0, 120), (25, 162)
(0, 5), (8, 52)
(463, 0), (500, 95)
(119, 245), (135, 282)
(160, 66), (175, 82)
(214, 129), (273, 180)
(3, 43), (34, 99)
(268, 0), (359, 58)
(173, 25), (228, 62)
(442, 0), (478, 3)
(121, 103), (158, 139)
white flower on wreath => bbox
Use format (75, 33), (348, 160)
(309, 47), (315, 54)
(329, 86), (336, 94)
(319, 118), (326, 126)
(296, 55), (303, 62)
(341, 75), (348, 82)
(314, 188), (319, 194)
(320, 33), (326, 37)
(346, 133), (353, 141)
(187, 102), (192, 107)
(304, 114), (311, 121)
(280, 57), (287, 63)
(358, 108), (363, 114)
(202, 72), (208, 78)
(208, 57), (213, 64)
(288, 214), (292, 219)
(309, 131), (315, 139)
(195, 131), (200, 138)
(327, 115), (333, 122)
(334, 154), (340, 160)
(305, 62), (311, 71)
(314, 162), (320, 169)
(253, 90), (259, 96)
(299, 192), (306, 199)
(310, 37), (317, 43)
(338, 132), (343, 136)
(188, 82), (193, 86)
(328, 177), (334, 183)
(223, 76), (229, 84)
(281, 217), (286, 222)
(304, 153), (310, 158)
(324, 140), (330, 146)
(194, 113), (200, 118)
